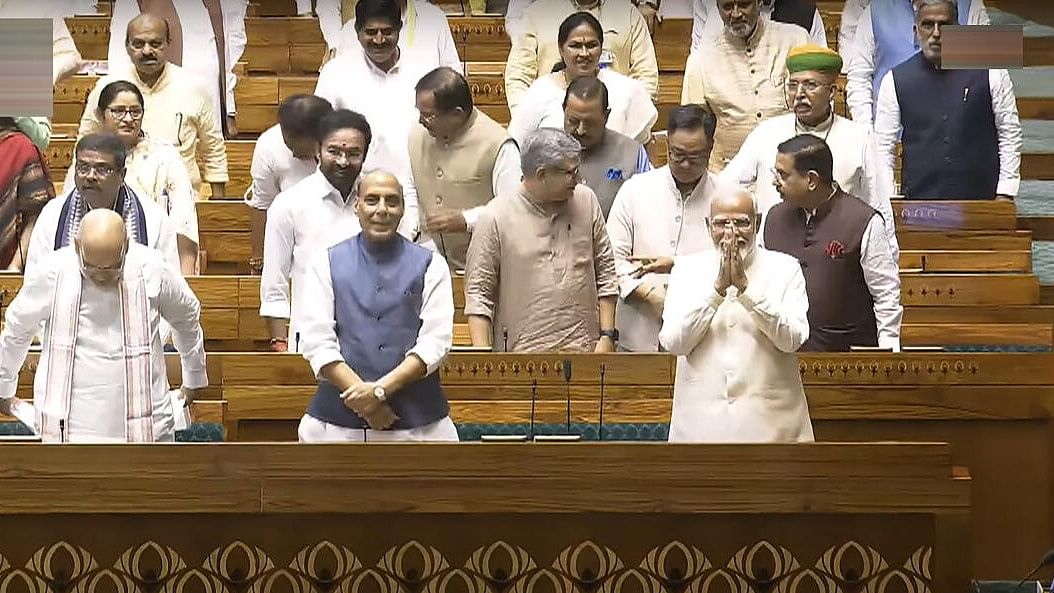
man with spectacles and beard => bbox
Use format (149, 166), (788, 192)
(0, 209), (206, 443)
(763, 134), (902, 352)
(25, 133), (179, 275)
(721, 44), (898, 257)
(605, 105), (730, 352)
(659, 187), (813, 443)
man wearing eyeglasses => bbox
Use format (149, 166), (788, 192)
(25, 133), (180, 276)
(606, 105), (729, 352)
(0, 209), (206, 443)
(659, 186), (813, 443)
(720, 44), (898, 257)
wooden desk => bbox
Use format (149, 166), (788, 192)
(0, 443), (970, 593)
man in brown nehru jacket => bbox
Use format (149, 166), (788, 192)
(763, 134), (902, 352)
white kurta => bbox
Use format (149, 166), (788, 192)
(689, 0), (827, 53)
(720, 112), (899, 257)
(25, 187), (182, 276)
(507, 69), (658, 146)
(659, 248), (814, 443)
(0, 245), (207, 443)
(245, 124), (319, 211)
(606, 167), (728, 352)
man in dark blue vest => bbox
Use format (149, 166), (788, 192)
(873, 0), (1020, 201)
(296, 170), (458, 442)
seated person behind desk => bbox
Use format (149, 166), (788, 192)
(660, 188), (813, 443)
(64, 81), (200, 276)
(0, 210), (207, 443)
(764, 135), (902, 352)
(563, 76), (651, 220)
(873, 0), (1020, 201)
(26, 133), (180, 275)
(507, 12), (657, 147)
(297, 170), (457, 443)
(464, 128), (619, 353)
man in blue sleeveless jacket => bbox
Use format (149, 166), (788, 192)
(873, 0), (1020, 201)
(297, 170), (458, 442)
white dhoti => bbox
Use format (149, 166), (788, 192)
(297, 414), (459, 442)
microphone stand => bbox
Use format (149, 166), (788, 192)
(535, 360), (580, 441)
(597, 363), (606, 442)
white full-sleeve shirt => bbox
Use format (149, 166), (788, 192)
(0, 245), (207, 442)
(605, 167), (727, 352)
(845, 0), (989, 125)
(245, 125), (319, 210)
(259, 170), (416, 349)
(298, 240), (454, 379)
(689, 0), (828, 54)
(873, 68), (1022, 197)
(659, 247), (814, 443)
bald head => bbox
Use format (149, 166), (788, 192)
(359, 170), (403, 196)
(77, 210), (129, 285)
(127, 13), (169, 43)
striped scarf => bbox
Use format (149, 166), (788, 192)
(55, 185), (146, 251)
(39, 257), (154, 442)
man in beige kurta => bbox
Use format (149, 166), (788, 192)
(464, 129), (619, 353)
(681, 0), (809, 172)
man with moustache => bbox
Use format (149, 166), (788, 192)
(408, 67), (521, 272)
(873, 0), (1020, 201)
(764, 134), (902, 352)
(261, 110), (414, 353)
(606, 105), (729, 353)
(721, 44), (897, 256)
(79, 13), (229, 200)
(659, 187), (813, 443)
(681, 0), (809, 172)
(464, 128), (619, 353)
(246, 95), (334, 275)
(563, 76), (651, 219)
(297, 170), (458, 442)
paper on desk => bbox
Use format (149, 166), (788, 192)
(8, 398), (37, 434)
(169, 390), (192, 431)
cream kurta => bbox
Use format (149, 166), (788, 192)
(681, 19), (809, 172)
(721, 112), (898, 257)
(78, 63), (229, 195)
(63, 135), (199, 245)
(507, 69), (658, 146)
(659, 248), (814, 443)
(464, 184), (619, 352)
(606, 168), (728, 352)
(0, 245), (207, 443)
(504, 0), (659, 110)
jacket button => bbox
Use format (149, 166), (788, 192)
(436, 168), (444, 178)
(436, 195), (443, 205)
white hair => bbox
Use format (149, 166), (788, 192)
(914, 0), (958, 20)
(520, 128), (581, 176)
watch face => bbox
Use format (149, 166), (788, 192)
(374, 386), (385, 398)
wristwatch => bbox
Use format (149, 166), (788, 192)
(373, 385), (387, 403)
(599, 329), (620, 342)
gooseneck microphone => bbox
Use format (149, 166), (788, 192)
(529, 379), (537, 441)
(598, 363), (606, 442)
(1011, 549), (1054, 592)
(563, 359), (572, 433)
(59, 419), (65, 443)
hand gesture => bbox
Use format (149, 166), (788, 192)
(363, 404), (398, 430)
(730, 241), (748, 293)
(342, 382), (400, 430)
(629, 256), (674, 278)
(424, 209), (468, 234)
(715, 239), (733, 296)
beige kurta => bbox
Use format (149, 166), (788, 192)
(464, 184), (619, 352)
(681, 19), (809, 172)
(78, 63), (229, 196)
(504, 0), (659, 110)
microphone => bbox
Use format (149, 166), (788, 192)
(502, 327), (508, 352)
(597, 363), (606, 442)
(529, 379), (537, 441)
(59, 418), (65, 443)
(536, 361), (580, 441)
(1011, 549), (1054, 592)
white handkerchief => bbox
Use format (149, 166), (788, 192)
(9, 398), (37, 434)
(169, 390), (192, 431)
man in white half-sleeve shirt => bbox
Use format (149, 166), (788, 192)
(297, 170), (457, 443)
(845, 0), (988, 125)
(246, 95), (333, 275)
(659, 188), (813, 443)
(313, 0), (428, 228)
(0, 210), (207, 443)
(607, 105), (729, 352)
(261, 110), (416, 354)
(873, 0), (1020, 201)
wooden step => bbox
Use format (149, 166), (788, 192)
(900, 250), (1031, 273)
(897, 230), (1033, 251)
(901, 323), (1052, 346)
(902, 305), (1054, 324)
(892, 199), (1017, 231)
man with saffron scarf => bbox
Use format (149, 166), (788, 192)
(0, 119), (56, 271)
(0, 210), (207, 442)
(24, 133), (179, 275)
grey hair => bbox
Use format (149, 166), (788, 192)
(914, 0), (958, 20)
(520, 128), (582, 176)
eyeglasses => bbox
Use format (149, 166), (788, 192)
(75, 162), (117, 177)
(106, 107), (144, 120)
(550, 165), (580, 179)
(78, 243), (127, 276)
(785, 80), (828, 94)
(667, 150), (709, 166)
(419, 111), (441, 124)
(708, 216), (754, 230)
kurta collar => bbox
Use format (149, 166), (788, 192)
(132, 62), (171, 90)
(664, 166), (710, 204)
(726, 18), (767, 50)
(362, 49), (402, 76)
(314, 169), (359, 205)
(517, 185), (564, 218)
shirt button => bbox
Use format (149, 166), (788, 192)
(436, 168), (444, 178)
(750, 69), (756, 74)
(436, 195), (443, 205)
(670, 240), (676, 247)
(756, 112), (763, 118)
(376, 286), (382, 293)
(754, 90), (759, 95)
(378, 345), (385, 351)
(674, 216), (682, 222)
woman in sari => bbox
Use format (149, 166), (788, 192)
(0, 118), (56, 270)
